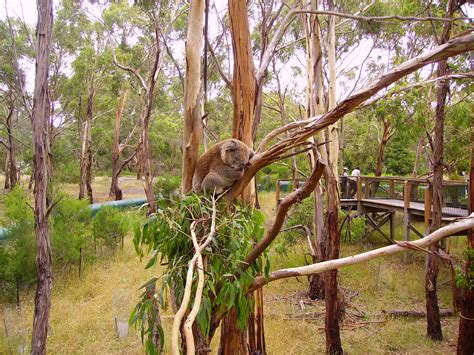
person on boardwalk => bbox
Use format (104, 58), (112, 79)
(348, 167), (360, 198)
(341, 167), (349, 198)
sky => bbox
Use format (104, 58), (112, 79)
(1, 0), (473, 100)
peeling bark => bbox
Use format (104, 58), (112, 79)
(30, 0), (53, 353)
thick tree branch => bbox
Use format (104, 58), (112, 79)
(249, 214), (474, 292)
(241, 156), (326, 272)
(293, 10), (468, 23)
(226, 33), (474, 200)
(361, 72), (474, 108)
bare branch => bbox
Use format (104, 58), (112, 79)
(227, 32), (474, 199)
(249, 214), (474, 292)
(112, 47), (148, 92)
(208, 39), (233, 90)
(240, 156), (326, 272)
(292, 9), (468, 23)
(360, 72), (474, 108)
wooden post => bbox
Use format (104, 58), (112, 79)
(275, 180), (281, 206)
(365, 178), (370, 199)
(390, 212), (395, 241)
(389, 180), (395, 199)
(356, 177), (362, 212)
(424, 185), (432, 235)
(404, 180), (411, 262)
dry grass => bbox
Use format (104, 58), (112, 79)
(0, 185), (468, 354)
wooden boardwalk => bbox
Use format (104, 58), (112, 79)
(276, 175), (470, 242)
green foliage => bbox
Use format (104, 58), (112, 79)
(131, 194), (268, 351)
(277, 198), (313, 254)
(0, 187), (36, 300)
(93, 206), (129, 251)
(340, 211), (366, 244)
(50, 195), (92, 265)
(153, 174), (181, 200)
(456, 248), (474, 291)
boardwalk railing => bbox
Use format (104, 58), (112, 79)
(342, 176), (468, 217)
(277, 176), (469, 217)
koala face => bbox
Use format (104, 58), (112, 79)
(220, 139), (253, 170)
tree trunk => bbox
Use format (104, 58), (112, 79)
(324, 166), (343, 354)
(181, 0), (205, 194)
(109, 93), (128, 200)
(375, 120), (393, 177)
(218, 308), (247, 355)
(216, 1), (257, 350)
(412, 137), (425, 177)
(327, 0), (338, 177)
(305, 0), (327, 300)
(30, 0), (53, 353)
(6, 106), (17, 187)
(78, 120), (87, 200)
(425, 0), (456, 340)
(4, 150), (10, 190)
(457, 142), (474, 354)
(85, 84), (94, 204)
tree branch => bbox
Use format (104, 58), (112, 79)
(226, 33), (474, 199)
(249, 213), (474, 292)
(241, 155), (326, 272)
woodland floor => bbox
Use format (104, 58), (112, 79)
(0, 176), (467, 354)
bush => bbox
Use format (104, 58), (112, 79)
(339, 211), (365, 244)
(50, 195), (92, 266)
(277, 197), (314, 254)
(153, 174), (181, 200)
(0, 187), (36, 300)
(92, 206), (129, 251)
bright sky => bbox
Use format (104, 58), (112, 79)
(1, 0), (473, 100)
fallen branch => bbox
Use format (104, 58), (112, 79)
(171, 197), (217, 355)
(382, 309), (453, 318)
(249, 214), (474, 292)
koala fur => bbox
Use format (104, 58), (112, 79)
(192, 139), (253, 194)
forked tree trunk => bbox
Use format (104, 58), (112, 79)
(457, 142), (474, 354)
(216, 1), (257, 351)
(85, 84), (94, 204)
(30, 0), (53, 353)
(181, 0), (205, 194)
(304, 0), (327, 300)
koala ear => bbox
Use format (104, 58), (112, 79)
(223, 139), (238, 151)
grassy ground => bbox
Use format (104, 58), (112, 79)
(0, 180), (468, 354)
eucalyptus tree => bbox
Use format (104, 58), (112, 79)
(30, 0), (53, 352)
(0, 17), (34, 188)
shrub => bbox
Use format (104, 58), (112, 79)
(92, 206), (129, 251)
(340, 211), (365, 244)
(50, 195), (92, 266)
(0, 187), (36, 300)
(277, 197), (313, 254)
(131, 194), (268, 350)
(153, 174), (181, 200)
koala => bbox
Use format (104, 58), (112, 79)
(192, 139), (254, 194)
